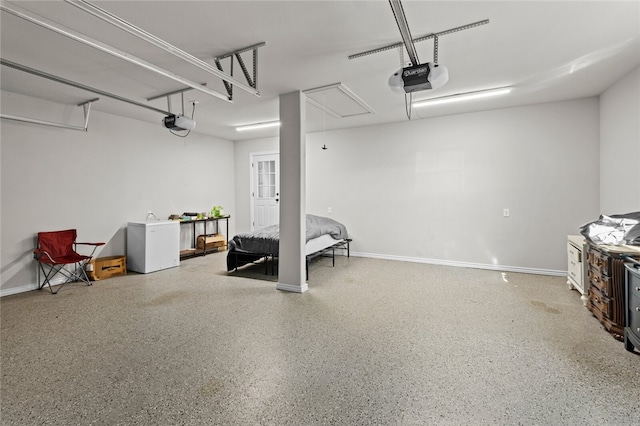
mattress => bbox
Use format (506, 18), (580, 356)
(306, 234), (344, 255)
(228, 214), (348, 255)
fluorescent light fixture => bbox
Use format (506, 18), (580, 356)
(413, 87), (512, 107)
(235, 120), (281, 132)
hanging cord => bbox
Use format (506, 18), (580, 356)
(321, 91), (328, 150)
(405, 92), (413, 120)
(170, 101), (196, 138)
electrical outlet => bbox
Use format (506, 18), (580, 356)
(327, 207), (332, 214)
(503, 208), (510, 217)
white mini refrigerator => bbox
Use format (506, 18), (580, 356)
(127, 220), (180, 273)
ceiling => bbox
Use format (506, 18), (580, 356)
(1, 1), (639, 141)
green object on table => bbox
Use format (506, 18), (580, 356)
(211, 205), (224, 217)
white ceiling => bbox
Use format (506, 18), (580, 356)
(1, 1), (639, 141)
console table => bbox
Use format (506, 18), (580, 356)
(179, 215), (230, 260)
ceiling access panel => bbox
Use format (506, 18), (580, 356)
(303, 83), (375, 119)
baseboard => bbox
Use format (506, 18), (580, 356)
(0, 282), (40, 297)
(276, 282), (309, 293)
(350, 252), (566, 277)
(0, 276), (67, 297)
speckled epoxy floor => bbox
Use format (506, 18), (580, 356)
(1, 253), (639, 425)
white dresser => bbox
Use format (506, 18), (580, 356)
(567, 234), (588, 306)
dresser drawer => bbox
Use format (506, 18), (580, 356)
(568, 257), (582, 286)
(588, 267), (612, 296)
(628, 296), (640, 334)
(628, 292), (640, 312)
(627, 265), (640, 332)
(588, 248), (610, 275)
(589, 286), (612, 318)
(567, 242), (582, 263)
(589, 295), (607, 325)
(629, 279), (640, 299)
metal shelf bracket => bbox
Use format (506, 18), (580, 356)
(213, 42), (266, 101)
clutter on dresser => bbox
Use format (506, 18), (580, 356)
(580, 211), (640, 246)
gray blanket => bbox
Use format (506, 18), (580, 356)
(229, 214), (348, 255)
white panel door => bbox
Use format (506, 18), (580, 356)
(252, 153), (279, 230)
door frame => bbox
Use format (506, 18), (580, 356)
(249, 150), (279, 231)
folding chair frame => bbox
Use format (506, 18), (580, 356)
(34, 230), (104, 294)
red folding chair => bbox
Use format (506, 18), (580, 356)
(33, 229), (105, 294)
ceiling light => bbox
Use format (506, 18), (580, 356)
(235, 121), (281, 132)
(413, 87), (512, 107)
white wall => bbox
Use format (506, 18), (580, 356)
(1, 91), (235, 296)
(4, 92), (605, 295)
(600, 66), (640, 214)
(235, 98), (601, 273)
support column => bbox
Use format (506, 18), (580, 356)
(276, 91), (307, 293)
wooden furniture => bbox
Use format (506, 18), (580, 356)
(180, 215), (230, 260)
(624, 263), (640, 353)
(87, 256), (126, 281)
(567, 235), (588, 306)
(586, 242), (640, 340)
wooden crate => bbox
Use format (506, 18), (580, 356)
(86, 256), (126, 281)
(196, 234), (227, 251)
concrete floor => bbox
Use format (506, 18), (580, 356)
(1, 253), (639, 425)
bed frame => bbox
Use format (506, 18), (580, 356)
(228, 238), (351, 279)
(304, 238), (351, 279)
